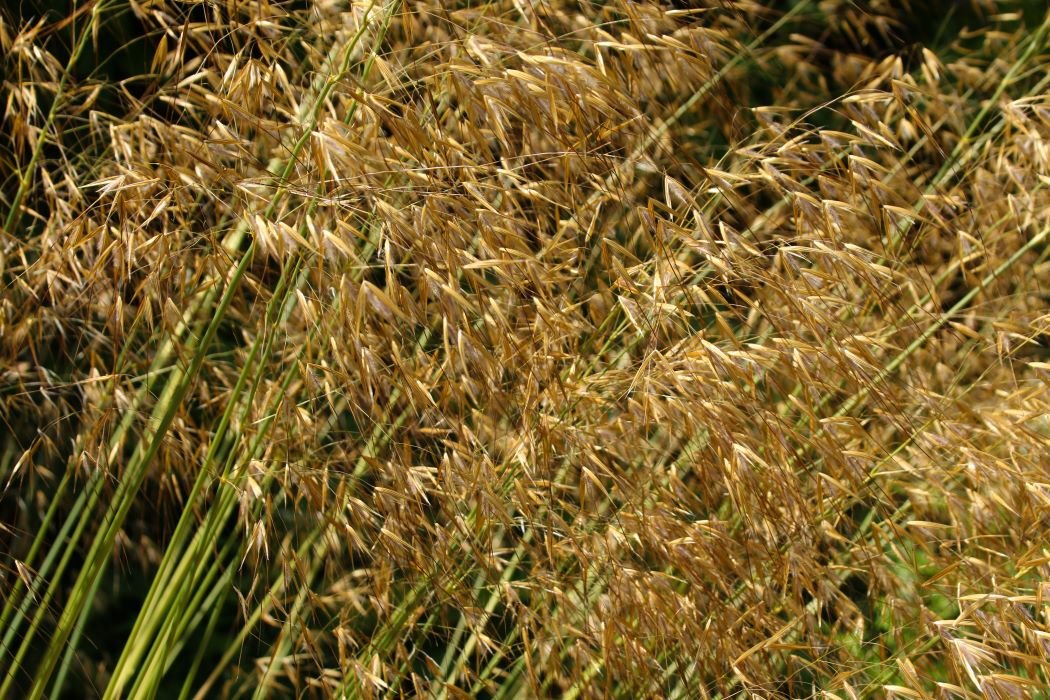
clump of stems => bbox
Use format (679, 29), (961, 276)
(2, 1), (1049, 697)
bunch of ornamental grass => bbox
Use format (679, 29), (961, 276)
(2, 0), (1050, 697)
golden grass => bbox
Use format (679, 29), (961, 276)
(2, 0), (1050, 697)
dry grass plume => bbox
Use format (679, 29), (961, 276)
(2, 1), (1050, 697)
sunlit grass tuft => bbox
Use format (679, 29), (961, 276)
(2, 1), (1050, 697)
